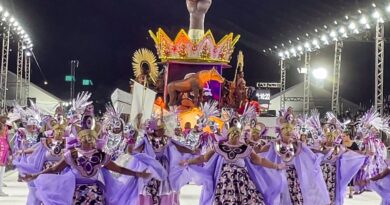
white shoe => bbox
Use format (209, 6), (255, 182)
(0, 191), (8, 197)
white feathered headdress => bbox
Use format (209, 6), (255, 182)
(357, 107), (390, 136)
(67, 92), (92, 123)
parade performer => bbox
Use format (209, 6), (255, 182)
(113, 123), (169, 205)
(65, 91), (93, 148)
(261, 111), (330, 205)
(22, 120), (151, 205)
(14, 119), (67, 204)
(102, 104), (129, 160)
(315, 113), (366, 205)
(134, 117), (194, 205)
(179, 125), (285, 205)
(12, 103), (42, 155)
(0, 117), (10, 196)
(359, 164), (390, 205)
(354, 108), (389, 193)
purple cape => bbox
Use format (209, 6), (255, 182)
(135, 137), (194, 192)
(264, 141), (331, 205)
(180, 152), (285, 205)
(113, 153), (168, 205)
(370, 173), (390, 205)
(334, 151), (367, 205)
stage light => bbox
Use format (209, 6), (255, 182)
(25, 51), (32, 56)
(278, 52), (284, 58)
(372, 10), (380, 19)
(290, 47), (296, 53)
(359, 16), (367, 24)
(330, 30), (336, 37)
(372, 3), (376, 8)
(334, 21), (338, 25)
(321, 35), (329, 44)
(312, 39), (318, 45)
(262, 49), (266, 53)
(304, 42), (310, 48)
(297, 45), (303, 51)
(284, 50), (289, 56)
(3, 11), (9, 18)
(0, 6), (3, 12)
(323, 25), (328, 29)
(13, 21), (18, 27)
(348, 22), (356, 30)
(281, 43), (285, 47)
(345, 15), (349, 20)
(358, 9), (362, 14)
(288, 40), (292, 44)
(297, 37), (300, 41)
(274, 45), (278, 49)
(339, 27), (346, 34)
(312, 67), (328, 80)
(21, 29), (25, 35)
(44, 81), (48, 85)
(9, 17), (15, 23)
(365, 24), (371, 29)
(314, 28), (318, 33)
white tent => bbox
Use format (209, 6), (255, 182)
(269, 82), (360, 114)
(6, 71), (64, 114)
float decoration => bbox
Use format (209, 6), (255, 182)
(132, 48), (159, 86)
(149, 28), (240, 64)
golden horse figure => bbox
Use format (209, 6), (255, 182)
(167, 68), (224, 107)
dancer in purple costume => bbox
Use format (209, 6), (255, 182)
(359, 165), (390, 205)
(134, 117), (195, 205)
(179, 126), (285, 205)
(14, 120), (67, 204)
(354, 108), (389, 193)
(315, 128), (366, 205)
(22, 123), (151, 205)
(262, 116), (331, 205)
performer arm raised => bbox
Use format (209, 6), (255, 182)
(171, 140), (195, 154)
(105, 160), (151, 178)
(250, 151), (285, 170)
(369, 167), (390, 182)
(179, 149), (215, 166)
(22, 159), (68, 181)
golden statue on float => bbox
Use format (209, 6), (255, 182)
(131, 0), (242, 128)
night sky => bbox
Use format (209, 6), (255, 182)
(1, 0), (389, 110)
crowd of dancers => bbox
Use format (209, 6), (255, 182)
(0, 91), (389, 205)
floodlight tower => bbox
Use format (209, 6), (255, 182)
(23, 50), (31, 106)
(331, 41), (343, 114)
(0, 24), (10, 114)
(374, 22), (384, 116)
(280, 59), (286, 109)
(16, 41), (24, 104)
(303, 52), (311, 114)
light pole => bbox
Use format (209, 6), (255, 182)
(70, 60), (79, 100)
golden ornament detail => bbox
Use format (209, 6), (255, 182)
(131, 48), (159, 84)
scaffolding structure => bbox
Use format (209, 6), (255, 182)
(303, 52), (311, 114)
(279, 59), (286, 109)
(331, 41), (343, 114)
(0, 27), (10, 114)
(16, 41), (24, 104)
(374, 22), (384, 116)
